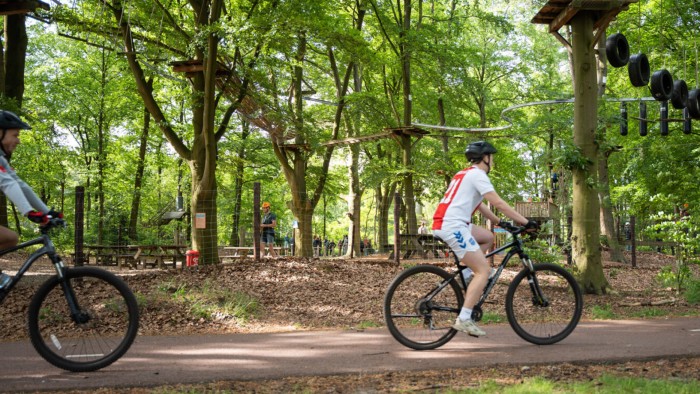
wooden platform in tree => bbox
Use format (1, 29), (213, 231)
(531, 0), (639, 51)
(0, 0), (49, 15)
(515, 201), (559, 220)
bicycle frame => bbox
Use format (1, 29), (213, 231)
(0, 232), (69, 305)
(450, 230), (542, 312)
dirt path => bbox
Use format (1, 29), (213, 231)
(2, 317), (699, 392)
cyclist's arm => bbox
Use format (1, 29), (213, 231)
(476, 203), (500, 224)
(0, 176), (38, 215)
(482, 191), (528, 226)
(0, 161), (50, 215)
(17, 177), (50, 213)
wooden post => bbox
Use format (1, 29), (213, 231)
(566, 215), (573, 266)
(630, 215), (636, 268)
(488, 201), (494, 266)
(253, 182), (260, 261)
(394, 192), (400, 266)
(74, 186), (85, 267)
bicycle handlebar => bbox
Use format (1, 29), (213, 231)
(498, 222), (538, 236)
(40, 217), (67, 234)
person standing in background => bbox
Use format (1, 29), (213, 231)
(260, 202), (278, 258)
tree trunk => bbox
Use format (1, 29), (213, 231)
(4, 14), (27, 104)
(1, 14), (28, 228)
(276, 31), (315, 257)
(598, 144), (626, 263)
(377, 180), (397, 252)
(570, 13), (609, 294)
(129, 91), (152, 241)
(595, 32), (625, 264)
(274, 30), (353, 257)
(344, 7), (366, 258)
(347, 141), (362, 256)
(230, 117), (249, 246)
(398, 0), (419, 239)
(97, 65), (106, 245)
(112, 0), (223, 264)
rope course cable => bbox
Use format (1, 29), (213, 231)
(413, 97), (676, 134)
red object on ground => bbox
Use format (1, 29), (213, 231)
(186, 250), (199, 267)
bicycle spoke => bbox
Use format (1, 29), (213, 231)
(384, 265), (463, 350)
(505, 263), (582, 345)
(28, 267), (139, 372)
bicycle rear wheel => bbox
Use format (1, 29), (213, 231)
(384, 265), (463, 350)
(28, 267), (139, 372)
(505, 263), (582, 345)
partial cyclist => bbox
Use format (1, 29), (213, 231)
(0, 110), (61, 287)
(432, 141), (538, 337)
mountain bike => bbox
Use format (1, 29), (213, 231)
(384, 223), (583, 350)
(0, 218), (139, 372)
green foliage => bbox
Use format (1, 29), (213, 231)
(590, 304), (617, 320)
(631, 308), (667, 318)
(158, 279), (259, 323)
(10, 0), (700, 265)
(523, 238), (563, 265)
(684, 279), (700, 305)
(480, 312), (505, 324)
(647, 214), (700, 293)
(354, 321), (380, 330)
(657, 264), (692, 293)
(553, 145), (591, 172)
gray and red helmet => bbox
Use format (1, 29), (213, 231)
(0, 110), (31, 130)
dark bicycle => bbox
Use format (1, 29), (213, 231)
(0, 218), (139, 372)
(384, 223), (583, 350)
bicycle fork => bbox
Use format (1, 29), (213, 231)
(521, 257), (550, 307)
(51, 254), (90, 324)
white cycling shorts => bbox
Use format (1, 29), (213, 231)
(433, 225), (481, 260)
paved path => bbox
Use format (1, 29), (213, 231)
(1, 317), (699, 392)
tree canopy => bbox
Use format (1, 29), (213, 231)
(2, 1), (700, 291)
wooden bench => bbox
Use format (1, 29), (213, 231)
(130, 245), (186, 269)
(221, 246), (283, 261)
(84, 245), (136, 268)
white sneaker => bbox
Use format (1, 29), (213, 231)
(452, 317), (486, 337)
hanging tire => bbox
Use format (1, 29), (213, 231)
(650, 69), (673, 101)
(628, 53), (650, 87)
(688, 89), (700, 120)
(671, 80), (689, 109)
(606, 33), (629, 68)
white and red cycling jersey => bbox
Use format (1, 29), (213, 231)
(432, 166), (494, 231)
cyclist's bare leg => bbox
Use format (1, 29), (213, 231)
(460, 250), (490, 308)
(0, 226), (19, 251)
(471, 225), (493, 254)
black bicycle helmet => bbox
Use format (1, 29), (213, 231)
(0, 110), (31, 130)
(465, 141), (497, 162)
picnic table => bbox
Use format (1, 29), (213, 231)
(387, 234), (443, 259)
(83, 245), (136, 268)
(83, 244), (186, 269)
(220, 246), (283, 261)
(128, 245), (187, 269)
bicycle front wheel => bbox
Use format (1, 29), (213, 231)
(28, 267), (139, 372)
(384, 265), (463, 350)
(505, 263), (582, 345)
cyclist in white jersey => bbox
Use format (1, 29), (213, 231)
(432, 141), (538, 337)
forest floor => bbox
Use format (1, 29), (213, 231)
(1, 248), (699, 392)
